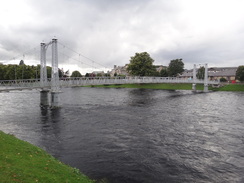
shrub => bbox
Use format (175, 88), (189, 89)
(220, 77), (227, 82)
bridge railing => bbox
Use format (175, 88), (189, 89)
(58, 76), (219, 86)
(0, 79), (51, 89)
(0, 77), (219, 90)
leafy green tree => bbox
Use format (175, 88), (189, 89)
(153, 70), (160, 77)
(167, 59), (184, 77)
(85, 73), (90, 77)
(59, 68), (64, 78)
(0, 64), (4, 80)
(19, 60), (25, 65)
(97, 73), (103, 77)
(58, 68), (69, 78)
(220, 77), (227, 82)
(35, 65), (41, 79)
(5, 65), (16, 80)
(160, 68), (168, 77)
(126, 52), (156, 76)
(235, 65), (244, 82)
(0, 64), (62, 80)
(196, 66), (205, 79)
(47, 66), (52, 78)
(71, 70), (82, 77)
(24, 65), (36, 79)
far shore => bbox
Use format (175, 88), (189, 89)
(85, 83), (244, 92)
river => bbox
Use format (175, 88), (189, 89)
(0, 87), (244, 183)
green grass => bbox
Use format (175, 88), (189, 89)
(209, 84), (244, 92)
(0, 131), (94, 183)
(89, 83), (204, 90)
(89, 83), (244, 92)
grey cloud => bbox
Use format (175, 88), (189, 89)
(0, 0), (243, 70)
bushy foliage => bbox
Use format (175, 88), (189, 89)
(160, 68), (168, 77)
(127, 52), (156, 76)
(235, 65), (244, 82)
(71, 70), (82, 77)
(196, 66), (205, 79)
(0, 63), (55, 80)
(220, 77), (227, 82)
(167, 59), (184, 77)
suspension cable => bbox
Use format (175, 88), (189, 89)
(58, 42), (109, 70)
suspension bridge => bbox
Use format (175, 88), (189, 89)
(0, 38), (219, 108)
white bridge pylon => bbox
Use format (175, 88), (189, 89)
(40, 38), (60, 108)
(192, 63), (209, 92)
(40, 38), (59, 91)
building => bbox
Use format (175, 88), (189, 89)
(180, 67), (238, 82)
(155, 65), (167, 72)
(110, 65), (129, 77)
(109, 64), (168, 77)
(92, 71), (105, 76)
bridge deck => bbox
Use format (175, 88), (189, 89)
(0, 77), (219, 92)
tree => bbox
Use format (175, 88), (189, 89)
(0, 64), (4, 80)
(167, 59), (184, 77)
(19, 60), (25, 65)
(220, 77), (227, 82)
(47, 66), (52, 78)
(59, 68), (69, 78)
(126, 52), (156, 76)
(160, 68), (168, 77)
(71, 70), (82, 77)
(235, 66), (244, 82)
(104, 73), (110, 77)
(196, 66), (205, 79)
(59, 68), (64, 78)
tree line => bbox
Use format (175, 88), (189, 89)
(126, 52), (244, 81)
(1, 54), (244, 81)
(126, 52), (184, 77)
(0, 60), (69, 80)
(0, 63), (44, 80)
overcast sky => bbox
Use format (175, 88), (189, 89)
(0, 0), (244, 73)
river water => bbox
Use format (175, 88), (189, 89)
(0, 87), (244, 183)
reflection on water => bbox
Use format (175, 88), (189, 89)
(0, 88), (244, 183)
(127, 89), (156, 107)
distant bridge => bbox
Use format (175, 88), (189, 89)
(0, 76), (219, 92)
(0, 38), (219, 107)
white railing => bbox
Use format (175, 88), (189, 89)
(0, 77), (219, 91)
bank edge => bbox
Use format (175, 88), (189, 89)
(87, 83), (244, 92)
(0, 130), (95, 183)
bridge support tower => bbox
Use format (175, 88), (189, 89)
(192, 63), (209, 92)
(204, 63), (208, 92)
(40, 90), (49, 107)
(50, 38), (60, 108)
(39, 38), (60, 108)
(192, 64), (197, 92)
(40, 41), (48, 107)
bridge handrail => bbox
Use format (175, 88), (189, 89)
(0, 76), (220, 89)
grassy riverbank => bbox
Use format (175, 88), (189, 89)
(89, 83), (244, 92)
(209, 83), (244, 92)
(0, 131), (94, 183)
(92, 83), (203, 90)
